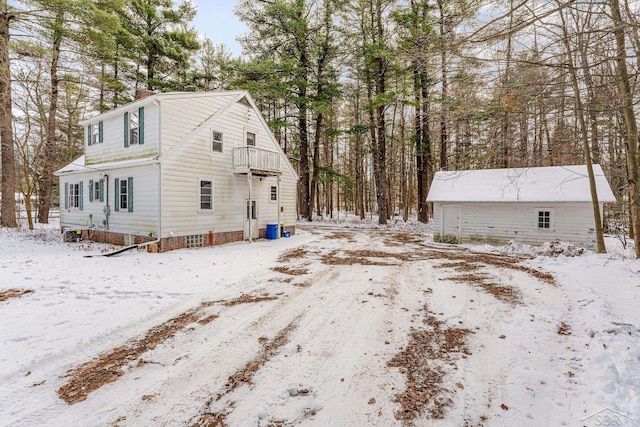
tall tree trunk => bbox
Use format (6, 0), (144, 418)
(0, 0), (16, 227)
(437, 0), (448, 171)
(609, 0), (640, 258)
(372, 0), (388, 225)
(415, 68), (432, 223)
(559, 6), (606, 253)
(37, 10), (63, 224)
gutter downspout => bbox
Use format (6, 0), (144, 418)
(248, 169), (252, 242)
(104, 174), (110, 233)
(155, 97), (162, 248)
(277, 176), (281, 239)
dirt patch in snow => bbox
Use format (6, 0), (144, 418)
(321, 249), (418, 266)
(383, 232), (425, 246)
(217, 294), (278, 306)
(388, 307), (471, 422)
(193, 318), (300, 426)
(442, 272), (523, 306)
(58, 292), (280, 404)
(58, 301), (220, 404)
(423, 247), (556, 286)
(277, 247), (309, 262)
(0, 288), (34, 302)
(325, 231), (356, 242)
(273, 266), (309, 276)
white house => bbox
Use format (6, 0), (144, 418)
(55, 91), (298, 252)
(426, 165), (616, 249)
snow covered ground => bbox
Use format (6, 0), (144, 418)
(0, 219), (638, 426)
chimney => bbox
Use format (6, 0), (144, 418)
(135, 89), (155, 100)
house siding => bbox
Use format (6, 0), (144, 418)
(58, 164), (159, 238)
(159, 94), (297, 239)
(85, 102), (160, 166)
(433, 202), (601, 249)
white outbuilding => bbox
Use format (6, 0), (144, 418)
(426, 165), (616, 249)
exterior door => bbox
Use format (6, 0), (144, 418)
(442, 205), (460, 243)
(244, 199), (259, 240)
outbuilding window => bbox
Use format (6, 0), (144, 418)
(270, 185), (277, 201)
(537, 210), (552, 229)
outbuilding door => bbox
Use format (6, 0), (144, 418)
(442, 205), (461, 242)
(244, 199), (259, 240)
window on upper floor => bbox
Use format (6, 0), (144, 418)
(114, 177), (133, 212)
(212, 130), (223, 153)
(246, 131), (256, 146)
(124, 107), (144, 147)
(87, 122), (103, 145)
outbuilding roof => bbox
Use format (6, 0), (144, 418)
(426, 165), (616, 203)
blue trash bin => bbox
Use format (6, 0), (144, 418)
(266, 224), (278, 239)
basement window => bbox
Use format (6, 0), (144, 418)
(186, 234), (205, 248)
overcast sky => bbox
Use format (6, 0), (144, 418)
(191, 0), (247, 57)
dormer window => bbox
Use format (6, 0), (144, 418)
(124, 107), (144, 147)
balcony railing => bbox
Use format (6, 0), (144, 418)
(233, 146), (281, 174)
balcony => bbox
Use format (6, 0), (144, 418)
(233, 146), (281, 176)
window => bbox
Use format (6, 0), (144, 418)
(186, 234), (205, 248)
(64, 181), (83, 210)
(124, 107), (144, 147)
(537, 210), (551, 229)
(87, 122), (103, 145)
(114, 177), (133, 212)
(246, 131), (256, 146)
(200, 180), (212, 210)
(68, 183), (79, 208)
(129, 111), (139, 145)
(212, 130), (223, 152)
(246, 200), (257, 220)
(270, 185), (277, 201)
(89, 179), (104, 202)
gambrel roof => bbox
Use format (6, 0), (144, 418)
(426, 165), (616, 203)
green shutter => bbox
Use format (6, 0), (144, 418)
(114, 178), (120, 211)
(64, 182), (69, 209)
(79, 181), (84, 211)
(124, 113), (129, 147)
(138, 107), (144, 145)
(98, 121), (103, 143)
(99, 179), (104, 202)
(87, 126), (91, 146)
(127, 177), (133, 212)
(89, 180), (94, 202)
